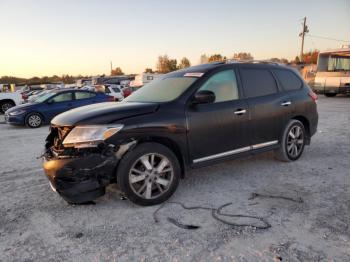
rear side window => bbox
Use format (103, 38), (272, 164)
(240, 69), (278, 98)
(75, 91), (96, 100)
(51, 92), (73, 102)
(273, 69), (302, 91)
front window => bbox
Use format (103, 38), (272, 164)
(125, 77), (197, 103)
(317, 53), (350, 72)
(198, 70), (239, 103)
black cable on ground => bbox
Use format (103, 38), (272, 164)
(153, 201), (271, 230)
(249, 193), (304, 203)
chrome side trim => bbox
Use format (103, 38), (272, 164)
(193, 140), (279, 163)
(251, 140), (278, 149)
(193, 146), (251, 163)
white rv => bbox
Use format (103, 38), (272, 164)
(130, 73), (163, 87)
(313, 45), (350, 97)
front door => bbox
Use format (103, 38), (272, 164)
(45, 92), (74, 120)
(186, 69), (250, 164)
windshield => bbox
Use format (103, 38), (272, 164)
(317, 53), (350, 72)
(125, 77), (197, 103)
(35, 92), (55, 103)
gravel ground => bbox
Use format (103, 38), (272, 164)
(0, 96), (349, 261)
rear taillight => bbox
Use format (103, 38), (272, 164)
(308, 91), (318, 102)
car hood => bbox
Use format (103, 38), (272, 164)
(6, 102), (38, 113)
(51, 101), (159, 126)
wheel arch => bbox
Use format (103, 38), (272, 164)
(0, 98), (16, 104)
(291, 115), (311, 144)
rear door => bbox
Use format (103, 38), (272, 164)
(73, 91), (98, 107)
(186, 68), (250, 164)
(239, 67), (291, 147)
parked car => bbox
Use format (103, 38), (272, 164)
(43, 61), (318, 205)
(0, 91), (23, 113)
(104, 84), (124, 101)
(5, 89), (114, 128)
(121, 86), (139, 97)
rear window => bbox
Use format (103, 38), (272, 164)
(241, 69), (278, 98)
(112, 87), (121, 93)
(273, 69), (302, 91)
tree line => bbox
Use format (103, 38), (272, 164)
(1, 50), (319, 84)
(0, 74), (81, 85)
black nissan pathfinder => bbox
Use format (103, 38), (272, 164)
(43, 61), (318, 206)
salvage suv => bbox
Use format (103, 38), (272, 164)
(43, 61), (318, 206)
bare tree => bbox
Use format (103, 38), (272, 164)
(178, 57), (191, 69)
(111, 67), (124, 76)
(232, 52), (254, 61)
(208, 54), (224, 62)
(156, 55), (177, 73)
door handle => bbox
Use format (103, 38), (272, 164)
(281, 101), (291, 106)
(234, 109), (247, 115)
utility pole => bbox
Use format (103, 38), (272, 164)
(110, 61), (113, 75)
(299, 17), (309, 63)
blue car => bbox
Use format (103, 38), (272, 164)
(5, 89), (114, 128)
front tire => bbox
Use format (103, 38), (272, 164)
(274, 119), (306, 162)
(25, 113), (43, 128)
(0, 101), (15, 113)
(117, 142), (180, 206)
(325, 93), (337, 97)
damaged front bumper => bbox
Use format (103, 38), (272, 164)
(43, 153), (118, 204)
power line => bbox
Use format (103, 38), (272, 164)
(306, 34), (350, 43)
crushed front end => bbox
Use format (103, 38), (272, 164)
(43, 125), (121, 204)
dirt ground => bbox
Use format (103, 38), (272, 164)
(0, 96), (349, 261)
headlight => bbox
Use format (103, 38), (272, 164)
(9, 109), (26, 116)
(62, 125), (123, 148)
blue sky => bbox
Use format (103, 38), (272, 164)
(0, 0), (349, 77)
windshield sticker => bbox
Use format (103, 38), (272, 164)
(184, 72), (204, 77)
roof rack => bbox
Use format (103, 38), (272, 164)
(225, 59), (281, 66)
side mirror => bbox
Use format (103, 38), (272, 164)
(193, 90), (215, 104)
(47, 100), (54, 104)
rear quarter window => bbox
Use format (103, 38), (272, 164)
(240, 68), (278, 98)
(273, 69), (302, 91)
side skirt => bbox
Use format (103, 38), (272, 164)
(191, 140), (279, 168)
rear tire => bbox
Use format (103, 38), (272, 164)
(25, 113), (43, 128)
(117, 142), (180, 206)
(0, 101), (15, 113)
(325, 93), (337, 97)
(274, 119), (306, 162)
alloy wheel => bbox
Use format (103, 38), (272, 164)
(287, 125), (304, 158)
(28, 114), (42, 127)
(2, 103), (13, 112)
(128, 153), (174, 200)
